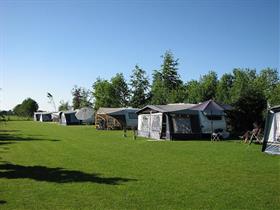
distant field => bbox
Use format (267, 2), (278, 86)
(0, 121), (279, 210)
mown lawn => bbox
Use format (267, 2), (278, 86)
(0, 121), (279, 210)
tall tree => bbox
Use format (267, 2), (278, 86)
(151, 70), (167, 104)
(129, 65), (150, 108)
(71, 86), (92, 109)
(111, 73), (130, 107)
(230, 68), (257, 103)
(161, 51), (182, 89)
(185, 80), (202, 103)
(92, 78), (116, 110)
(199, 71), (218, 101)
(13, 98), (39, 117)
(254, 68), (279, 104)
(151, 51), (183, 104)
(216, 73), (234, 104)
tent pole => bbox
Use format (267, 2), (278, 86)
(211, 110), (213, 134)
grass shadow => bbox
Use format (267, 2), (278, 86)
(0, 162), (136, 185)
(0, 200), (6, 205)
(0, 133), (59, 142)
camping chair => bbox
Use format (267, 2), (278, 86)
(249, 128), (263, 145)
(211, 129), (223, 141)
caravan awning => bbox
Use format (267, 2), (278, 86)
(190, 100), (228, 115)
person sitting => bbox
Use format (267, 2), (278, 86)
(240, 122), (261, 143)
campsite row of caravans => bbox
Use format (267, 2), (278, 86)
(94, 100), (230, 140)
(34, 108), (94, 125)
(33, 100), (280, 154)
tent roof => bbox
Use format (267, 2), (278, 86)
(97, 107), (139, 115)
(137, 104), (197, 114)
(190, 100), (226, 115)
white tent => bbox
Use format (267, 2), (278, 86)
(262, 105), (280, 155)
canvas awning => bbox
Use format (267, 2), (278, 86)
(190, 100), (227, 115)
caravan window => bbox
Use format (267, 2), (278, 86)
(206, 115), (222, 120)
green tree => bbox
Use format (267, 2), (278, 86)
(199, 71), (218, 101)
(184, 80), (202, 103)
(254, 68), (279, 104)
(151, 70), (167, 104)
(58, 101), (70, 111)
(227, 88), (267, 133)
(13, 98), (39, 117)
(111, 73), (130, 107)
(13, 104), (23, 116)
(230, 68), (257, 103)
(216, 73), (234, 104)
(151, 51), (183, 104)
(129, 65), (150, 108)
(71, 86), (92, 109)
(161, 51), (182, 89)
(269, 83), (280, 106)
(92, 78), (116, 110)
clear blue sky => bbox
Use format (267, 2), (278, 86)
(0, 0), (279, 111)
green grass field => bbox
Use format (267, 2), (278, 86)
(0, 121), (279, 210)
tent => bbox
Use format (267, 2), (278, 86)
(137, 104), (200, 140)
(51, 112), (62, 123)
(60, 111), (81, 125)
(33, 112), (42, 121)
(34, 112), (52, 122)
(262, 105), (280, 155)
(190, 100), (230, 135)
(95, 107), (139, 130)
(75, 107), (95, 124)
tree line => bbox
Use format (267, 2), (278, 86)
(7, 50), (280, 132)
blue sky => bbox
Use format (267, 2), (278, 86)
(0, 0), (279, 110)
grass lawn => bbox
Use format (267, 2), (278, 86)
(0, 121), (279, 210)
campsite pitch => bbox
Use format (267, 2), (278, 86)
(0, 121), (279, 210)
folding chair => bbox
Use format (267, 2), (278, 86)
(211, 132), (220, 141)
(249, 128), (263, 145)
(211, 129), (223, 141)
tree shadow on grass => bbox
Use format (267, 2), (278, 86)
(0, 162), (136, 185)
(0, 132), (59, 142)
(0, 200), (7, 205)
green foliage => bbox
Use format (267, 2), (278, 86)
(13, 98), (38, 117)
(151, 51), (183, 104)
(111, 73), (130, 107)
(58, 101), (70, 111)
(227, 88), (267, 132)
(71, 86), (92, 110)
(93, 78), (113, 110)
(129, 65), (150, 108)
(92, 74), (130, 110)
(0, 121), (279, 210)
(185, 80), (202, 103)
(199, 71), (218, 101)
(151, 70), (167, 104)
(216, 73), (234, 104)
(161, 50), (182, 89)
(269, 83), (280, 106)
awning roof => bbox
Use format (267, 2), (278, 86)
(97, 107), (139, 115)
(190, 100), (228, 115)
